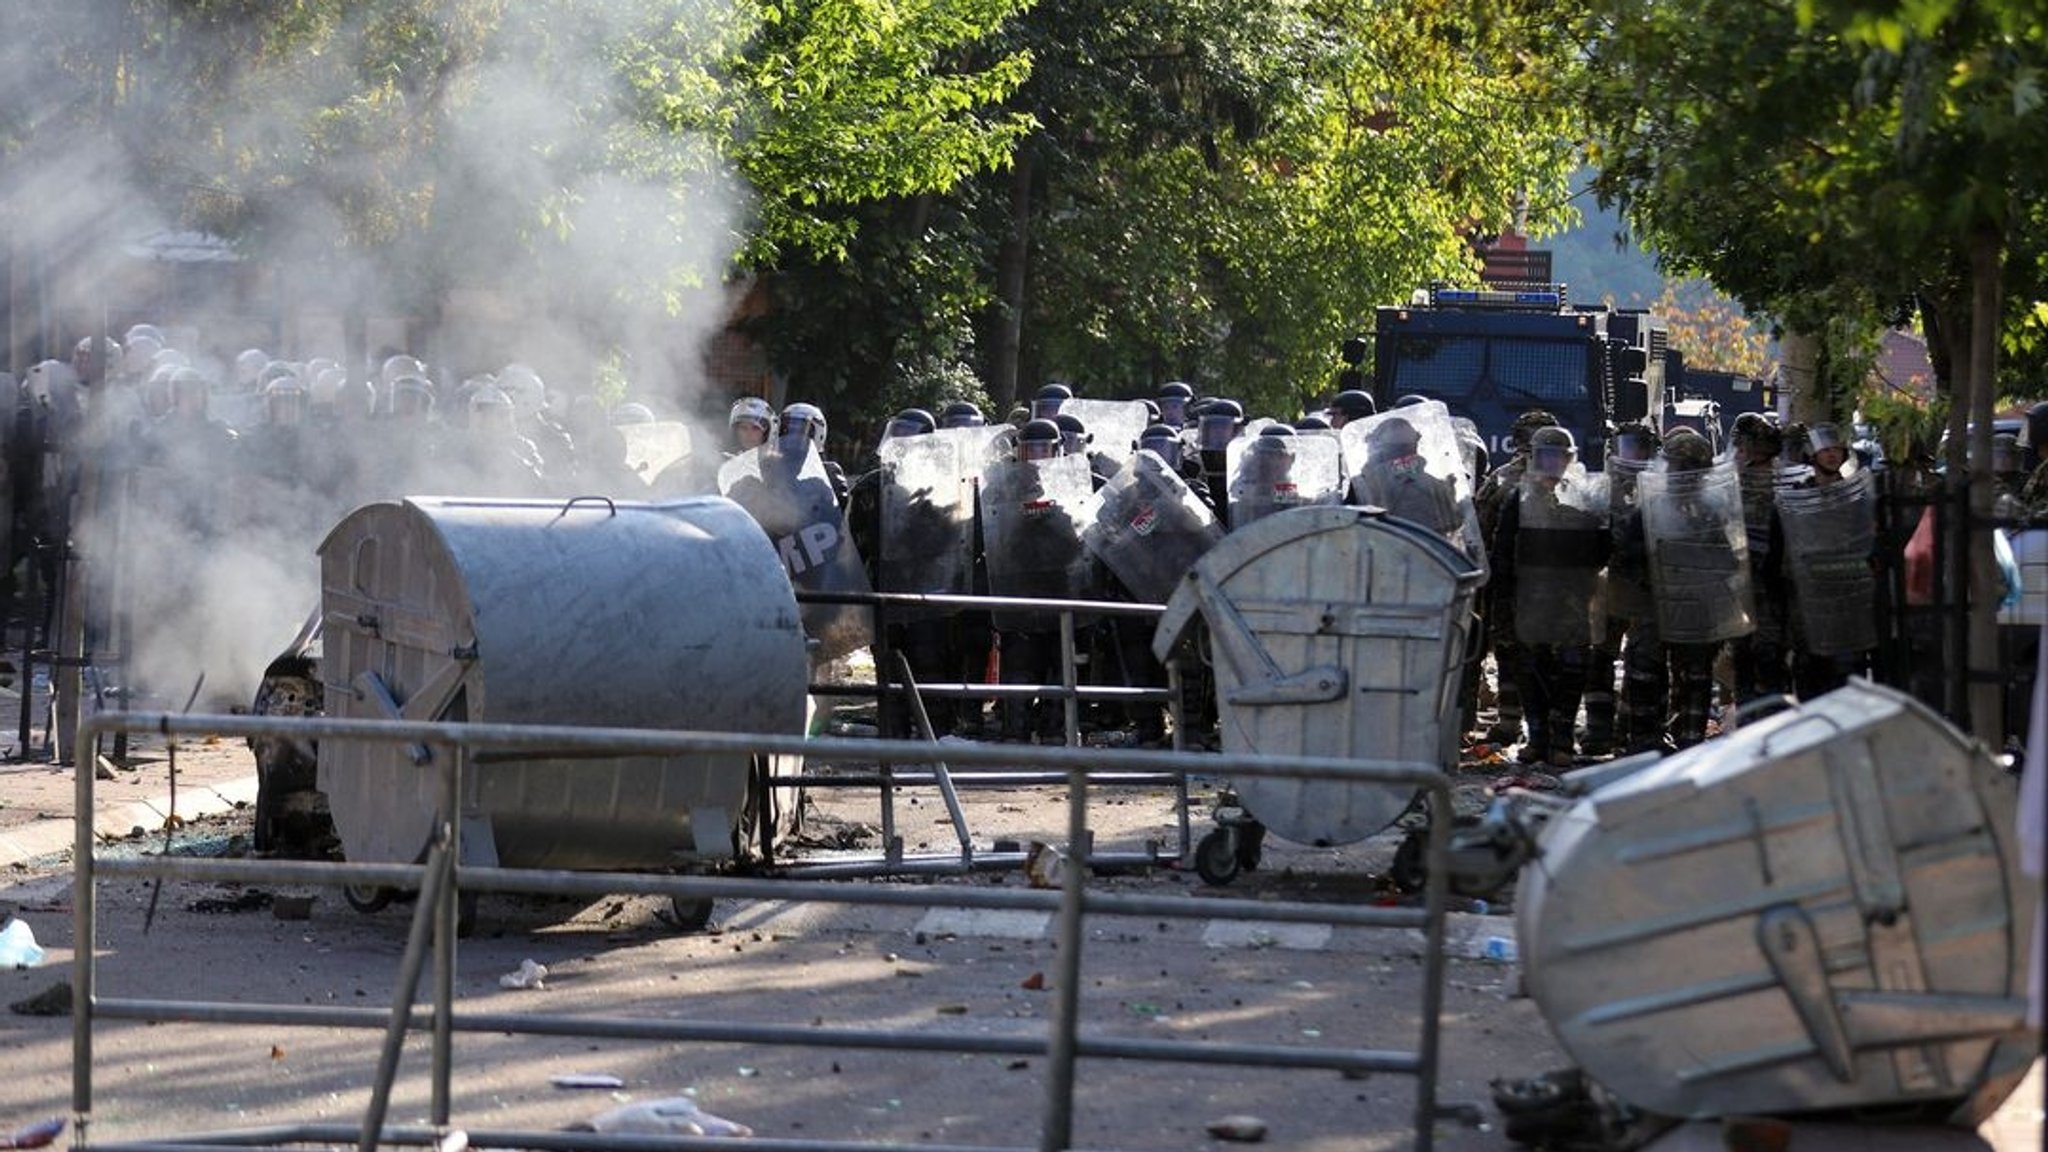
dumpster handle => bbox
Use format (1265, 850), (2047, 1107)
(553, 496), (618, 521)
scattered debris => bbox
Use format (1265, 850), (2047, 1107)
(550, 1074), (624, 1090)
(188, 890), (272, 915)
(270, 895), (314, 920)
(1205, 1114), (1268, 1143)
(0, 1117), (65, 1150)
(8, 981), (72, 1017)
(1023, 841), (1064, 889)
(576, 1097), (753, 1138)
(0, 918), (45, 969)
(498, 959), (549, 990)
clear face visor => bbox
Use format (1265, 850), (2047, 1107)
(885, 417), (929, 440)
(1198, 414), (1238, 452)
(1529, 445), (1574, 477)
(777, 423), (820, 456)
(1995, 443), (2020, 473)
(1614, 432), (1657, 463)
(471, 401), (515, 433)
(1158, 396), (1188, 427)
(940, 410), (983, 429)
(1140, 434), (1181, 467)
(268, 389), (307, 426)
(172, 382), (208, 417)
(1031, 397), (1066, 422)
(1805, 426), (1843, 453)
(392, 385), (434, 418)
(1060, 430), (1087, 456)
(1020, 437), (1060, 462)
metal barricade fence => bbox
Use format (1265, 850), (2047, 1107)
(789, 590), (1193, 876)
(72, 711), (1457, 1152)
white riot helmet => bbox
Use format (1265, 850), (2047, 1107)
(308, 366), (348, 411)
(381, 354), (428, 389)
(122, 323), (165, 348)
(778, 402), (827, 453)
(468, 384), (516, 433)
(143, 363), (180, 418)
(611, 402), (655, 425)
(121, 333), (163, 378)
(386, 374), (436, 419)
(497, 363), (547, 414)
(233, 348), (270, 389)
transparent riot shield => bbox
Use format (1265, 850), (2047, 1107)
(1058, 398), (1151, 473)
(1513, 467), (1610, 646)
(980, 453), (1098, 629)
(719, 443), (874, 661)
(1225, 432), (1343, 531)
(1601, 456), (1653, 622)
(877, 427), (996, 618)
(1344, 404), (1484, 564)
(1638, 457), (1756, 644)
(1082, 449), (1223, 603)
(1775, 470), (1878, 656)
(616, 421), (693, 487)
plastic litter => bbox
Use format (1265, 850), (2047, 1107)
(580, 1097), (753, 1138)
(550, 1074), (624, 1090)
(0, 1118), (66, 1150)
(0, 919), (46, 970)
(498, 959), (548, 990)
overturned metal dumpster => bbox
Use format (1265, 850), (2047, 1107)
(1518, 679), (2036, 1120)
(316, 496), (809, 925)
(1153, 505), (1484, 882)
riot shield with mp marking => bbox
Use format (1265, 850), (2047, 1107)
(1083, 449), (1223, 603)
(720, 443), (874, 661)
(980, 453), (1098, 629)
(1775, 470), (1878, 656)
(1225, 432), (1342, 531)
(1345, 404), (1482, 557)
(877, 427), (996, 616)
(1639, 457), (1755, 644)
(1513, 467), (1610, 646)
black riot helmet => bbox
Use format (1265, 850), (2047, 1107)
(1031, 382), (1074, 422)
(1138, 423), (1183, 469)
(938, 399), (985, 428)
(884, 407), (936, 440)
(1157, 381), (1195, 429)
(1294, 414), (1332, 432)
(2026, 401), (2048, 470)
(1017, 417), (1063, 461)
(1527, 425), (1577, 478)
(1053, 412), (1090, 457)
(1197, 398), (1244, 453)
(1327, 389), (1376, 428)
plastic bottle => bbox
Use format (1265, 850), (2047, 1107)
(0, 918), (47, 970)
(1481, 935), (1518, 963)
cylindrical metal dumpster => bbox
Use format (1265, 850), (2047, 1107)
(316, 496), (808, 876)
(1518, 680), (2035, 1120)
(1153, 505), (1484, 871)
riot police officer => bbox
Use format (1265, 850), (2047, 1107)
(1474, 409), (1560, 746)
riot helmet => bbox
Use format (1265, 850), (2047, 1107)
(381, 354), (428, 389)
(938, 400), (985, 429)
(387, 375), (437, 419)
(1365, 415), (1422, 460)
(778, 401), (827, 454)
(1017, 418), (1063, 461)
(2026, 401), (2048, 469)
(1527, 426), (1577, 478)
(884, 407), (937, 441)
(1197, 398), (1244, 453)
(121, 333), (163, 379)
(74, 337), (115, 385)
(1509, 409), (1560, 454)
(1138, 423), (1183, 469)
(1993, 432), (2022, 478)
(729, 396), (774, 448)
(1294, 414), (1332, 432)
(26, 360), (78, 409)
(169, 367), (211, 419)
(264, 374), (309, 426)
(1157, 381), (1195, 429)
(233, 348), (270, 390)
(611, 402), (655, 425)
(497, 363), (547, 414)
(123, 323), (165, 348)
(1242, 428), (1298, 483)
(468, 384), (516, 434)
(1661, 427), (1714, 472)
(1031, 382), (1074, 422)
(1780, 422), (1811, 466)
(142, 364), (179, 418)
(1611, 421), (1661, 465)
(1327, 389), (1376, 428)
(308, 366), (348, 414)
(1806, 422), (1847, 473)
(1732, 412), (1782, 460)
(1392, 393), (1430, 408)
(1053, 412), (1090, 457)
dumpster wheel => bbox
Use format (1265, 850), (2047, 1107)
(1195, 828), (1241, 887)
(669, 896), (716, 932)
(343, 884), (394, 913)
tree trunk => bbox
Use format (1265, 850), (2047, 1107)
(1779, 328), (1820, 423)
(1965, 226), (2003, 744)
(989, 151), (1035, 417)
